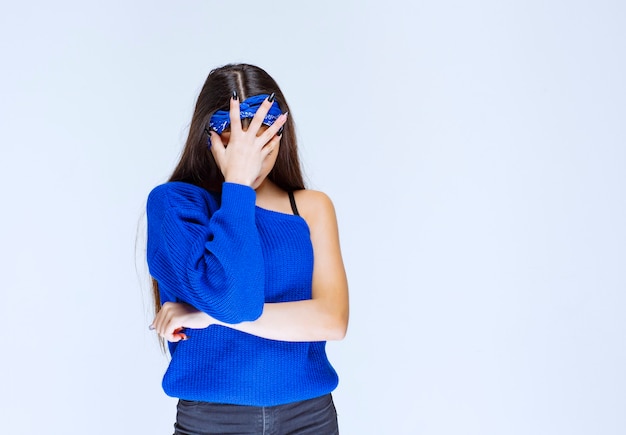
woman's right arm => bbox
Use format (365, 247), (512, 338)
(151, 190), (349, 343)
(147, 95), (288, 324)
(147, 182), (264, 324)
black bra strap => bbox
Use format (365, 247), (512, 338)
(288, 191), (300, 216)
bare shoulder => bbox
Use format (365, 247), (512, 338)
(293, 189), (337, 229)
(293, 189), (335, 212)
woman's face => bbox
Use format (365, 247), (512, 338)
(217, 124), (280, 190)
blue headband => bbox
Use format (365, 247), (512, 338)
(208, 94), (282, 135)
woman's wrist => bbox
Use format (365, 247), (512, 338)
(223, 174), (254, 187)
(218, 182), (257, 216)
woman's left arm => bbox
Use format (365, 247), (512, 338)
(152, 191), (349, 342)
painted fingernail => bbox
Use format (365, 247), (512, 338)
(277, 126), (284, 136)
(284, 111), (289, 119)
(267, 92), (275, 103)
(148, 325), (155, 330)
(232, 90), (238, 100)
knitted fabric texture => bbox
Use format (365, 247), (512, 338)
(146, 182), (338, 406)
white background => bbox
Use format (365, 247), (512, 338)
(1, 1), (625, 434)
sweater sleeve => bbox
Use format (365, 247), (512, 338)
(146, 182), (264, 324)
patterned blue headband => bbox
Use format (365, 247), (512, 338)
(208, 94), (282, 135)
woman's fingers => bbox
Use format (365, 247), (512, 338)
(154, 304), (169, 337)
(161, 315), (187, 342)
(173, 328), (188, 341)
(150, 302), (192, 342)
(224, 93), (285, 149)
(258, 112), (288, 147)
(261, 134), (281, 159)
(247, 93), (275, 134)
(229, 91), (241, 133)
(207, 99), (287, 185)
(151, 304), (165, 334)
(153, 302), (173, 337)
(209, 131), (225, 158)
(164, 327), (187, 343)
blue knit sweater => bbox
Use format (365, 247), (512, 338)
(146, 181), (338, 406)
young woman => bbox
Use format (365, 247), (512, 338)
(146, 63), (349, 434)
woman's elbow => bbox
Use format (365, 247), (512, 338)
(329, 325), (347, 341)
(327, 310), (349, 341)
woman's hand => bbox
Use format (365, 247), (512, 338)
(209, 93), (288, 187)
(150, 302), (214, 342)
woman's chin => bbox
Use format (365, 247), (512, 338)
(251, 175), (271, 190)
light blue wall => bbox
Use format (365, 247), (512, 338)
(1, 1), (624, 433)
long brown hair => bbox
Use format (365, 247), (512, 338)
(151, 63), (305, 320)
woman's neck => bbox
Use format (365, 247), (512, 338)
(254, 179), (291, 213)
(255, 178), (280, 200)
